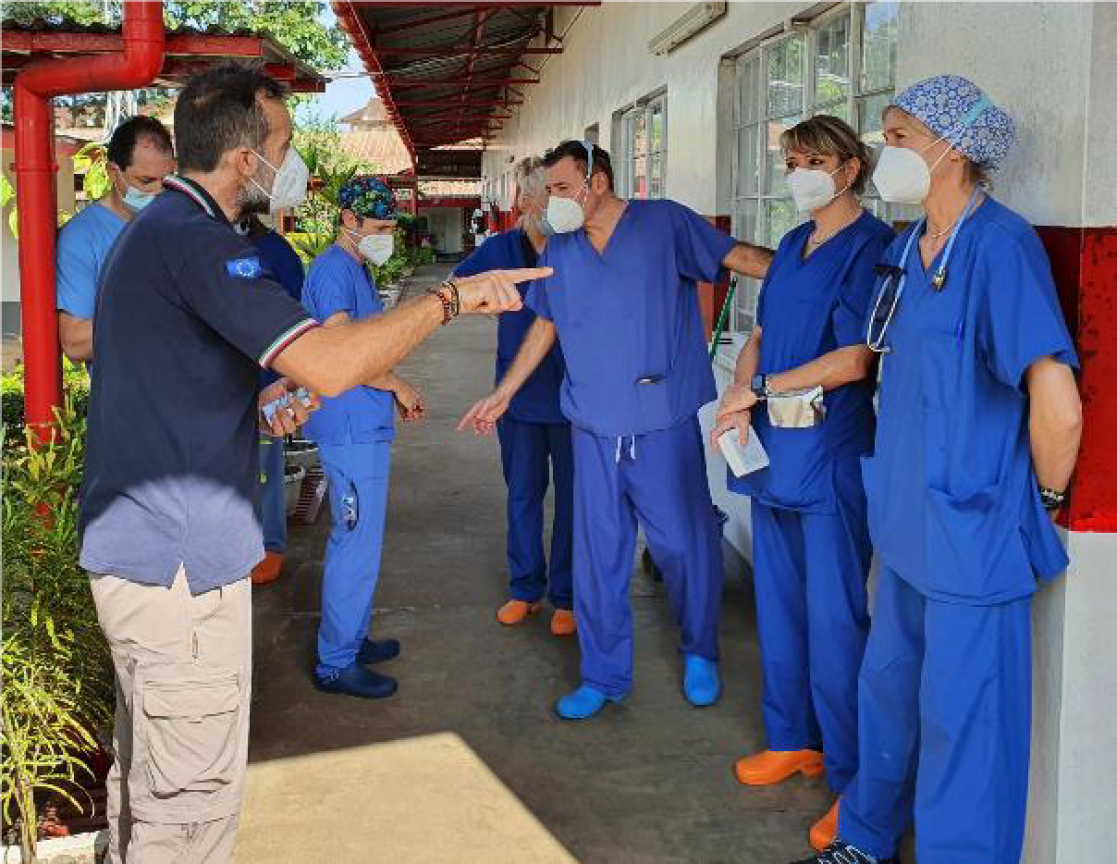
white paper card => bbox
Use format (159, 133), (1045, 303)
(718, 427), (769, 477)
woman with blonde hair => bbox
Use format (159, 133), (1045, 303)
(712, 113), (894, 852)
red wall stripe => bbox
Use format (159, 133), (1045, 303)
(1037, 225), (1117, 533)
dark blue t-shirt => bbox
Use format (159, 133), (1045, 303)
(454, 228), (567, 425)
(79, 175), (318, 594)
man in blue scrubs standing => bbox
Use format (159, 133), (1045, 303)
(235, 215), (306, 586)
(461, 141), (773, 719)
(800, 76), (1083, 864)
(302, 176), (425, 700)
(56, 116), (174, 362)
(454, 156), (575, 637)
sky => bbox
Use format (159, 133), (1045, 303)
(295, 5), (375, 125)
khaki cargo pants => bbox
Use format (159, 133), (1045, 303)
(90, 567), (252, 863)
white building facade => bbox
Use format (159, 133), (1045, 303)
(479, 3), (1117, 860)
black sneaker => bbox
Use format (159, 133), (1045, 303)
(357, 637), (401, 665)
(790, 841), (899, 864)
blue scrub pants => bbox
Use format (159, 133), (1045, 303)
(496, 417), (574, 609)
(572, 417), (722, 699)
(839, 567), (1032, 863)
(750, 457), (871, 793)
(258, 436), (288, 553)
(316, 440), (392, 678)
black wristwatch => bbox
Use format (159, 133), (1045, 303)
(1038, 485), (1067, 512)
(750, 374), (771, 400)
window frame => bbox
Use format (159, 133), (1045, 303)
(614, 88), (668, 200)
(727, 2), (900, 337)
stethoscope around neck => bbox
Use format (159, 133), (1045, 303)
(865, 184), (982, 354)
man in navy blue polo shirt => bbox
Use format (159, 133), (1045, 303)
(80, 61), (548, 863)
(453, 156), (575, 637)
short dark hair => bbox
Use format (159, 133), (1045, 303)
(106, 115), (173, 170)
(174, 61), (289, 174)
(542, 140), (614, 190)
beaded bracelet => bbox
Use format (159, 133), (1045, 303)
(426, 287), (453, 325)
(441, 278), (461, 317)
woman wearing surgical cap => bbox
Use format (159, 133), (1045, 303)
(796, 76), (1082, 864)
(711, 115), (893, 853)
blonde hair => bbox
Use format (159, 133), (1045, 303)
(780, 114), (873, 195)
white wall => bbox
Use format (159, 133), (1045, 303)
(2, 146), (77, 336)
(421, 207), (465, 255)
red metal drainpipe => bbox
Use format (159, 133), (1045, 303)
(13, 1), (164, 439)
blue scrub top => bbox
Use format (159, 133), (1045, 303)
(730, 211), (894, 513)
(527, 199), (736, 437)
(301, 244), (395, 445)
(453, 228), (566, 425)
(56, 201), (126, 318)
(865, 196), (1077, 604)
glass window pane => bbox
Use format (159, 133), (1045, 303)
(738, 55), (760, 124)
(649, 101), (665, 154)
(815, 101), (851, 124)
(632, 109), (647, 158)
(632, 155), (648, 199)
(861, 1), (899, 93)
(814, 14), (850, 108)
(733, 201), (759, 332)
(763, 198), (799, 247)
(736, 125), (759, 196)
(766, 36), (804, 117)
(764, 118), (793, 196)
(857, 92), (892, 145)
(650, 153), (664, 199)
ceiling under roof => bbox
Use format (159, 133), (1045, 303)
(333, 2), (598, 179)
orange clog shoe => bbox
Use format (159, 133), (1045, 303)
(496, 599), (541, 626)
(809, 800), (839, 852)
(251, 551), (283, 585)
(550, 609), (577, 636)
(733, 748), (824, 786)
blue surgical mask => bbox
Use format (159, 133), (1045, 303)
(119, 179), (156, 212)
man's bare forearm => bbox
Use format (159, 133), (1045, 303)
(59, 313), (93, 362)
(273, 293), (443, 398)
(723, 242), (774, 281)
(495, 318), (556, 399)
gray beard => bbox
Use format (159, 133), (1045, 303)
(235, 163), (272, 220)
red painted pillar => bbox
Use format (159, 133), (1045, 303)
(1038, 225), (1117, 532)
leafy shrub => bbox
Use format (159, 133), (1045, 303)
(1, 361), (90, 439)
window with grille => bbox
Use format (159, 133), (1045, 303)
(615, 91), (668, 200)
(729, 1), (900, 336)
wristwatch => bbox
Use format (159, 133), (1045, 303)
(1038, 485), (1067, 512)
(750, 374), (771, 400)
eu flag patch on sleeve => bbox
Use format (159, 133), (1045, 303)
(226, 256), (264, 279)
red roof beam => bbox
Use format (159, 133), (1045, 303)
(371, 5), (488, 37)
(372, 46), (561, 57)
(392, 98), (522, 107)
(385, 78), (541, 88)
(348, 1), (598, 6)
(0, 30), (268, 58)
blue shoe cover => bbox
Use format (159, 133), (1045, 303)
(683, 654), (721, 707)
(554, 684), (615, 720)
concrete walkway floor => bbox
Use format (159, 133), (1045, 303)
(235, 265), (832, 864)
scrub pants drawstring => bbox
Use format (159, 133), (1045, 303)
(614, 434), (637, 464)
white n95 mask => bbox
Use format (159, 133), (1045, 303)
(787, 166), (846, 213)
(358, 233), (394, 266)
(871, 145), (936, 205)
(546, 189), (586, 234)
(251, 147), (310, 212)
